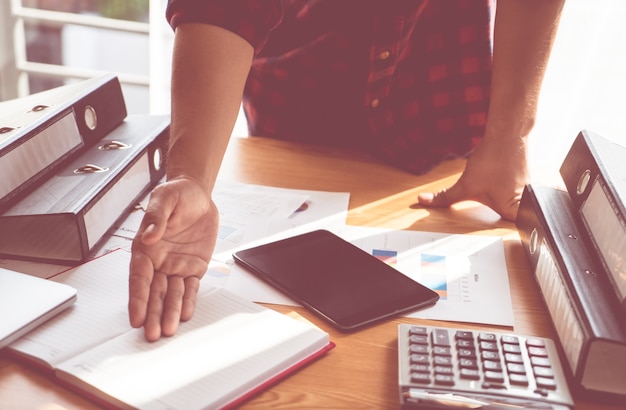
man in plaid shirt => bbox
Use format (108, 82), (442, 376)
(130, 0), (565, 341)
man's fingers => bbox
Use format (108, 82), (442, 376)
(143, 272), (168, 342)
(417, 188), (454, 208)
(161, 276), (186, 337)
(417, 183), (522, 221)
(181, 276), (201, 322)
(128, 253), (155, 329)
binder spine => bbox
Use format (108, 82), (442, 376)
(560, 130), (626, 313)
(516, 184), (626, 402)
(516, 187), (587, 379)
(0, 74), (127, 211)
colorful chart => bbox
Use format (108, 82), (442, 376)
(419, 253), (448, 299)
(372, 249), (398, 265)
(371, 249), (448, 300)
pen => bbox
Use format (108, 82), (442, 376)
(402, 389), (492, 408)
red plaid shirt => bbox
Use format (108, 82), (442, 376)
(167, 0), (493, 174)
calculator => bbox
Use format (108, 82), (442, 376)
(397, 324), (574, 409)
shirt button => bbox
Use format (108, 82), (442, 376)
(378, 50), (390, 60)
(370, 98), (380, 108)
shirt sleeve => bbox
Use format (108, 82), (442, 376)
(166, 0), (283, 54)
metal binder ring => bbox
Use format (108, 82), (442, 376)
(74, 164), (109, 174)
(152, 147), (163, 171)
(529, 228), (538, 255)
(576, 169), (591, 195)
(98, 141), (132, 150)
(29, 104), (50, 112)
(0, 126), (17, 134)
(84, 105), (97, 130)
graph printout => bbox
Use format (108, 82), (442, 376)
(342, 226), (514, 326)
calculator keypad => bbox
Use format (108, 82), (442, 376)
(398, 324), (574, 409)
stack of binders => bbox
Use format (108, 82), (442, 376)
(516, 130), (626, 405)
(0, 74), (169, 265)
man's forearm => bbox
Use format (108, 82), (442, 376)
(168, 23), (254, 192)
(486, 0), (565, 140)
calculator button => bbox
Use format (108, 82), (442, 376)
(455, 330), (473, 340)
(484, 371), (505, 383)
(536, 376), (557, 390)
(433, 346), (452, 356)
(479, 341), (499, 352)
(460, 368), (481, 380)
(456, 339), (474, 348)
(479, 333), (497, 342)
(459, 358), (479, 369)
(501, 335), (519, 344)
(527, 338), (546, 348)
(458, 348), (476, 359)
(533, 366), (554, 378)
(410, 354), (429, 364)
(434, 365), (454, 375)
(481, 351), (499, 361)
(483, 360), (503, 372)
(528, 346), (549, 357)
(506, 363), (527, 375)
(434, 356), (453, 366)
(409, 344), (428, 354)
(502, 343), (522, 354)
(410, 372), (431, 384)
(530, 356), (551, 367)
(409, 364), (430, 373)
(409, 326), (428, 336)
(410, 335), (429, 345)
(434, 374), (455, 386)
(509, 373), (530, 386)
(432, 328), (451, 347)
(504, 353), (524, 364)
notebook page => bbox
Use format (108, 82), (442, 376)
(56, 287), (330, 410)
(8, 250), (132, 367)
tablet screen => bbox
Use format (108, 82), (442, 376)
(233, 229), (439, 331)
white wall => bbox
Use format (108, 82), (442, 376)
(529, 0), (626, 186)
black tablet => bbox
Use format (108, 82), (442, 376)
(233, 229), (439, 331)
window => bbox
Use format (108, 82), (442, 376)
(2, 0), (172, 114)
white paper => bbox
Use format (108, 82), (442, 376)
(213, 188), (350, 262)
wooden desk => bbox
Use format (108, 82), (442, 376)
(0, 137), (620, 409)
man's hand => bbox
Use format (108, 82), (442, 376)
(128, 177), (219, 342)
(417, 136), (529, 222)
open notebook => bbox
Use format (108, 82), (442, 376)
(6, 249), (333, 409)
(0, 267), (77, 349)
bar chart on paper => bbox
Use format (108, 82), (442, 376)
(344, 226), (514, 327)
(372, 250), (453, 300)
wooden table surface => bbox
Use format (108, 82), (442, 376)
(0, 137), (620, 409)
